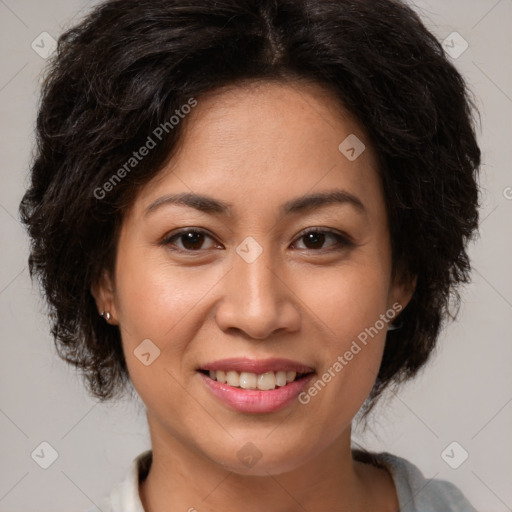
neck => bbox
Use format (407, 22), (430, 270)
(139, 417), (383, 512)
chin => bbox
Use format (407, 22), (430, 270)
(207, 440), (314, 477)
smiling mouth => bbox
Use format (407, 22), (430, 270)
(198, 369), (314, 391)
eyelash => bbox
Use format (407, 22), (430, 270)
(160, 227), (354, 254)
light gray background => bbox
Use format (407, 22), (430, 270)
(1, 1), (511, 511)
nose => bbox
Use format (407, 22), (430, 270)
(214, 244), (301, 340)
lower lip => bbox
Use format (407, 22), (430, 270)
(198, 372), (315, 413)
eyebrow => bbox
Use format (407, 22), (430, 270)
(144, 189), (366, 218)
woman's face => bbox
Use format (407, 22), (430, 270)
(96, 80), (413, 475)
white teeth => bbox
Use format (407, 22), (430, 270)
(206, 369), (300, 390)
(226, 370), (239, 387)
(275, 370), (287, 387)
(239, 372), (257, 389)
(210, 369), (228, 383)
(257, 372), (276, 390)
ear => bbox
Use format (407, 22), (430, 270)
(91, 270), (119, 325)
(387, 272), (417, 317)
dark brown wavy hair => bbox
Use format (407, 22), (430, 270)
(19, 0), (481, 423)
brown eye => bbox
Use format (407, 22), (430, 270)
(293, 229), (353, 251)
(302, 231), (327, 249)
(162, 229), (218, 252)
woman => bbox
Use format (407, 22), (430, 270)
(19, 0), (481, 510)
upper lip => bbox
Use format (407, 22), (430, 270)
(198, 357), (315, 374)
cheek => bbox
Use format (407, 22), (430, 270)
(113, 241), (229, 361)
(292, 259), (391, 412)
(115, 246), (190, 330)
(112, 244), (214, 408)
(298, 258), (391, 340)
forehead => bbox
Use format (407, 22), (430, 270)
(130, 80), (383, 221)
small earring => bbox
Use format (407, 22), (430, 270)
(100, 311), (111, 321)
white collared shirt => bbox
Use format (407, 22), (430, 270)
(87, 450), (478, 512)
